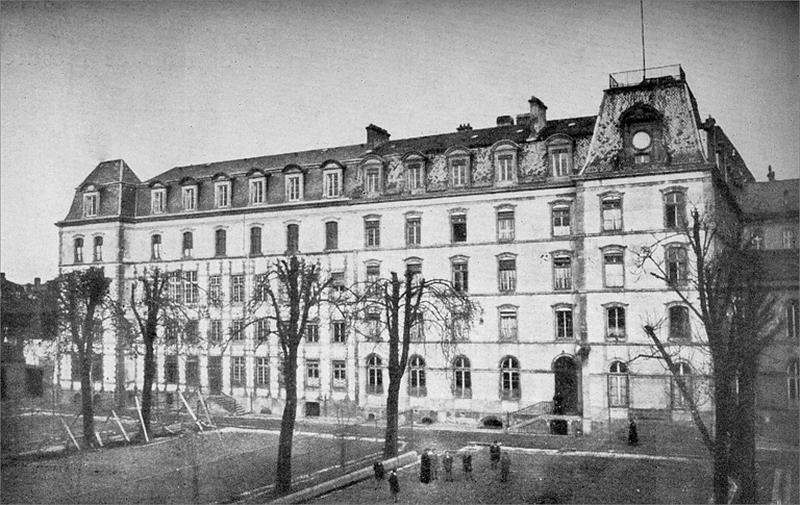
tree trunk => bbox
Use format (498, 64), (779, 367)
(141, 338), (155, 436)
(732, 366), (758, 504)
(383, 374), (401, 459)
(713, 371), (732, 504)
(80, 351), (95, 446)
(275, 352), (298, 495)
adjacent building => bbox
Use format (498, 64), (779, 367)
(56, 65), (798, 434)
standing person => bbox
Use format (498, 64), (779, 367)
(388, 469), (400, 503)
(373, 460), (385, 489)
(461, 451), (474, 481)
(489, 441), (501, 470)
(430, 449), (440, 480)
(442, 451), (454, 482)
(628, 417), (639, 446)
(420, 448), (432, 484)
(500, 452), (511, 482)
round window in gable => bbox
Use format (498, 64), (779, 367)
(632, 131), (652, 150)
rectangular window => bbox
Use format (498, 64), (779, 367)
(497, 154), (514, 182)
(93, 236), (103, 262)
(407, 262), (422, 287)
(164, 355), (179, 384)
(209, 319), (223, 343)
(182, 232), (193, 258)
(230, 320), (245, 342)
(231, 357), (246, 387)
(286, 224), (299, 253)
(499, 309), (518, 341)
(151, 234), (162, 260)
(306, 360), (320, 388)
(83, 193), (98, 217)
(366, 264), (380, 296)
(151, 189), (166, 214)
(250, 227), (262, 255)
(215, 229), (226, 256)
(183, 271), (199, 304)
(255, 318), (270, 342)
(666, 247), (688, 285)
(555, 308), (573, 339)
(608, 373), (629, 407)
(665, 192), (686, 229)
(602, 198), (623, 231)
(324, 170), (342, 198)
(498, 258), (516, 293)
(167, 271), (183, 303)
(285, 174), (302, 201)
(231, 274), (245, 303)
(332, 360), (347, 390)
(497, 210), (515, 242)
(783, 229), (797, 249)
(305, 322), (319, 343)
(250, 178), (266, 205)
(606, 306), (626, 339)
(365, 219), (380, 247)
(669, 306), (690, 340)
(553, 256), (572, 290)
(405, 217), (421, 246)
(253, 273), (268, 301)
(215, 182), (230, 208)
(332, 321), (346, 343)
(552, 207), (571, 236)
(451, 214), (467, 243)
(550, 148), (572, 177)
(452, 262), (468, 293)
(407, 163), (423, 190)
(325, 221), (338, 250)
(186, 356), (200, 387)
(182, 186), (197, 211)
(365, 168), (380, 195)
(787, 300), (798, 340)
(208, 275), (222, 305)
(329, 272), (346, 296)
(604, 251), (624, 287)
(256, 358), (269, 387)
(74, 238), (84, 263)
(366, 307), (382, 340)
(451, 159), (468, 187)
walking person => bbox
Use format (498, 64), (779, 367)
(461, 451), (474, 481)
(489, 440), (501, 470)
(388, 469), (399, 502)
(628, 416), (639, 446)
(430, 449), (439, 480)
(420, 448), (432, 484)
(500, 452), (511, 482)
(442, 451), (454, 482)
(373, 460), (385, 489)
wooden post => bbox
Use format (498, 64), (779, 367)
(198, 392), (222, 441)
(94, 431), (104, 447)
(60, 416), (81, 450)
(111, 410), (130, 442)
(134, 396), (149, 443)
(772, 468), (783, 504)
(178, 390), (203, 431)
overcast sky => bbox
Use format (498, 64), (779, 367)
(1, 0), (798, 283)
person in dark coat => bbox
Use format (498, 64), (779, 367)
(461, 451), (474, 481)
(628, 417), (639, 446)
(420, 448), (432, 483)
(373, 461), (385, 489)
(388, 469), (399, 502)
(442, 451), (454, 482)
(430, 449), (439, 480)
(489, 441), (501, 470)
(500, 452), (511, 482)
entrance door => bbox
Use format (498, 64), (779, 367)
(553, 356), (579, 414)
(208, 356), (222, 394)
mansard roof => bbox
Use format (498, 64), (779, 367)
(79, 159), (141, 187)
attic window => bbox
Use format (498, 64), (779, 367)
(214, 180), (231, 208)
(249, 175), (266, 205)
(151, 186), (166, 214)
(83, 186), (99, 217)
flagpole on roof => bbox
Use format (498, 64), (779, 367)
(640, 0), (646, 79)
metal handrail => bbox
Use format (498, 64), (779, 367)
(609, 64), (685, 88)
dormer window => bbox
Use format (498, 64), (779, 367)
(214, 180), (231, 208)
(403, 156), (426, 193)
(492, 142), (519, 185)
(323, 165), (343, 198)
(546, 137), (573, 177)
(285, 170), (304, 202)
(446, 147), (471, 188)
(620, 104), (664, 166)
(364, 163), (382, 196)
(151, 185), (166, 214)
(497, 154), (514, 182)
(249, 176), (266, 205)
(83, 186), (99, 217)
(182, 185), (197, 211)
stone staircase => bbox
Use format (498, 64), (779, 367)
(507, 400), (583, 434)
(206, 393), (247, 416)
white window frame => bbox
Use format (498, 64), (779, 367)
(364, 217), (381, 248)
(600, 194), (623, 232)
(83, 191), (99, 217)
(602, 246), (625, 288)
(214, 181), (231, 208)
(285, 173), (303, 202)
(604, 303), (627, 340)
(497, 208), (515, 242)
(496, 153), (515, 183)
(323, 168), (342, 198)
(249, 177), (266, 205)
(450, 157), (469, 187)
(552, 203), (571, 237)
(364, 164), (381, 196)
(552, 253), (572, 291)
(608, 361), (629, 407)
(554, 304), (573, 340)
(405, 216), (421, 246)
(151, 187), (166, 214)
(406, 162), (424, 191)
(182, 185), (197, 211)
(498, 305), (518, 342)
(498, 254), (517, 293)
(549, 145), (572, 177)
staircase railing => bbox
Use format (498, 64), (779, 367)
(507, 400), (554, 428)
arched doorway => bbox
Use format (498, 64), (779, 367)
(553, 355), (579, 414)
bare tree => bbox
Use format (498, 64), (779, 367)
(253, 255), (331, 495)
(338, 267), (479, 459)
(53, 267), (111, 446)
(636, 207), (779, 503)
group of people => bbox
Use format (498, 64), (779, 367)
(374, 441), (513, 501)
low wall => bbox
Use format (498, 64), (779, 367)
(270, 450), (418, 504)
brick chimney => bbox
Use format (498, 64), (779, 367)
(366, 124), (390, 147)
(457, 123), (473, 132)
(496, 115), (514, 127)
(767, 165), (775, 181)
(528, 96), (547, 134)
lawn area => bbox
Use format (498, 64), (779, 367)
(316, 445), (711, 504)
(1, 428), (384, 503)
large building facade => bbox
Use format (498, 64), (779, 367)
(56, 65), (799, 433)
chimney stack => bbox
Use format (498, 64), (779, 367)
(496, 115), (514, 127)
(366, 124), (390, 147)
(457, 123), (473, 132)
(34, 277), (41, 287)
(528, 96), (547, 134)
(767, 165), (775, 181)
